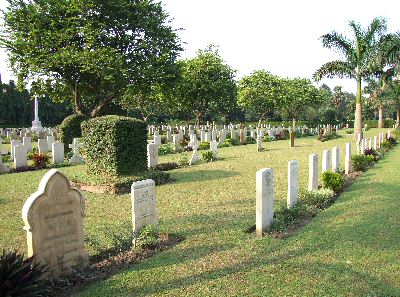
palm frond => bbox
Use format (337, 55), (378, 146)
(365, 17), (387, 44)
(320, 32), (355, 60)
(313, 60), (356, 81)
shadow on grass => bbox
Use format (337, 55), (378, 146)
(171, 169), (240, 184)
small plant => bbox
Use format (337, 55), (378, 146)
(0, 250), (48, 296)
(199, 141), (210, 150)
(364, 148), (379, 161)
(381, 140), (392, 151)
(321, 171), (345, 194)
(158, 143), (174, 155)
(345, 129), (354, 134)
(229, 138), (241, 146)
(178, 152), (189, 166)
(201, 151), (214, 162)
(134, 225), (159, 250)
(263, 135), (274, 142)
(246, 136), (256, 144)
(179, 139), (188, 148)
(33, 153), (50, 168)
(218, 141), (230, 148)
(300, 188), (336, 210)
(155, 162), (179, 171)
(268, 203), (312, 233)
(352, 154), (375, 171)
(321, 132), (342, 142)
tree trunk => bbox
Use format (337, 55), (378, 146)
(258, 113), (265, 127)
(353, 77), (363, 140)
(195, 112), (202, 126)
(292, 117), (296, 129)
(72, 83), (84, 115)
(397, 108), (400, 124)
(378, 104), (384, 128)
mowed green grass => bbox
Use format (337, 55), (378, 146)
(1, 128), (399, 296)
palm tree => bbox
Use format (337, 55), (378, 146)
(314, 17), (388, 140)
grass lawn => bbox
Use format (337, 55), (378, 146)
(1, 128), (399, 296)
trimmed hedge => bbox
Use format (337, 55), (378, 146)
(82, 115), (147, 176)
(58, 114), (87, 150)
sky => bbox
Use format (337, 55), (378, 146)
(0, 0), (399, 94)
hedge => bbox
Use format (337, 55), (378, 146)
(58, 114), (87, 150)
(82, 115), (147, 176)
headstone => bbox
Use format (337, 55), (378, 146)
(52, 142), (64, 164)
(69, 138), (84, 164)
(23, 137), (32, 152)
(256, 168), (274, 237)
(360, 139), (365, 155)
(345, 143), (351, 175)
(368, 138), (372, 150)
(332, 147), (340, 172)
(289, 131), (294, 147)
(308, 154), (318, 191)
(131, 179), (158, 242)
(153, 135), (161, 146)
(47, 135), (55, 152)
(147, 143), (158, 169)
(257, 135), (263, 152)
(10, 140), (21, 160)
(38, 139), (48, 155)
(22, 169), (88, 276)
(189, 147), (200, 165)
(373, 136), (378, 150)
(322, 149), (330, 173)
(210, 140), (218, 158)
(287, 160), (298, 208)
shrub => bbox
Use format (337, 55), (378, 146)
(27, 147), (39, 160)
(158, 143), (174, 155)
(246, 136), (256, 144)
(199, 141), (210, 150)
(155, 162), (178, 171)
(218, 141), (230, 148)
(300, 188), (335, 209)
(201, 151), (214, 162)
(321, 132), (342, 142)
(321, 171), (345, 193)
(33, 153), (50, 168)
(229, 138), (241, 146)
(0, 250), (48, 296)
(345, 129), (354, 134)
(352, 154), (374, 171)
(364, 148), (379, 161)
(82, 115), (147, 176)
(381, 140), (393, 151)
(134, 225), (159, 249)
(142, 171), (172, 185)
(263, 135), (275, 142)
(58, 114), (87, 150)
(178, 152), (189, 166)
(268, 204), (313, 233)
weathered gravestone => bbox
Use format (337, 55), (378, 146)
(256, 168), (274, 237)
(345, 143), (351, 175)
(47, 135), (55, 152)
(331, 147), (340, 172)
(38, 139), (48, 155)
(10, 139), (21, 160)
(257, 135), (263, 152)
(52, 142), (64, 164)
(69, 138), (84, 164)
(322, 149), (330, 173)
(22, 169), (88, 277)
(14, 144), (28, 169)
(131, 179), (158, 243)
(210, 140), (218, 159)
(147, 143), (158, 169)
(23, 137), (32, 152)
(308, 154), (318, 191)
(287, 160), (298, 208)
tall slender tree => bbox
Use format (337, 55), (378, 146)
(314, 17), (388, 139)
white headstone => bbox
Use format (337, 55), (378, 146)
(308, 154), (318, 191)
(331, 147), (340, 172)
(131, 179), (158, 240)
(23, 137), (32, 153)
(47, 135), (55, 152)
(210, 140), (218, 158)
(10, 140), (21, 160)
(257, 135), (263, 152)
(189, 147), (200, 165)
(345, 143), (351, 175)
(287, 160), (298, 209)
(322, 149), (330, 173)
(373, 136), (378, 150)
(256, 168), (274, 237)
(69, 138), (84, 164)
(38, 139), (48, 155)
(147, 143), (158, 169)
(52, 142), (64, 164)
(153, 135), (161, 146)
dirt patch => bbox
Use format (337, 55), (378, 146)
(48, 234), (183, 297)
(71, 181), (130, 194)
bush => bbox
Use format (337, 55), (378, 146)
(246, 136), (256, 144)
(352, 154), (375, 171)
(381, 140), (393, 151)
(345, 129), (354, 134)
(0, 250), (48, 296)
(155, 162), (178, 171)
(321, 132), (342, 142)
(199, 141), (210, 150)
(229, 138), (241, 146)
(82, 115), (147, 176)
(321, 171), (345, 193)
(134, 225), (159, 249)
(268, 204), (313, 233)
(300, 188), (336, 209)
(364, 148), (379, 161)
(218, 141), (230, 148)
(178, 152), (189, 166)
(58, 114), (87, 150)
(33, 153), (50, 168)
(201, 151), (214, 162)
(158, 143), (174, 155)
(263, 135), (274, 142)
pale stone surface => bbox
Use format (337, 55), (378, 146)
(147, 143), (158, 169)
(14, 144), (28, 168)
(22, 169), (88, 277)
(10, 140), (21, 160)
(287, 160), (298, 209)
(190, 147), (200, 165)
(52, 142), (64, 164)
(257, 135), (263, 152)
(322, 149), (330, 173)
(0, 152), (10, 174)
(210, 140), (218, 158)
(153, 135), (161, 146)
(373, 136), (378, 150)
(23, 137), (32, 152)
(38, 139), (48, 155)
(69, 138), (84, 164)
(332, 147), (340, 172)
(256, 168), (274, 237)
(47, 136), (55, 152)
(131, 179), (158, 239)
(345, 143), (351, 175)
(360, 139), (365, 154)
(308, 154), (318, 191)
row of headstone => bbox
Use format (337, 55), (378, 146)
(22, 169), (158, 277)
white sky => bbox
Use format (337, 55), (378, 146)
(1, 0), (399, 94)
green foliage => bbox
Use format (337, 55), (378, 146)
(300, 188), (336, 210)
(268, 204), (314, 233)
(263, 135), (274, 142)
(158, 143), (174, 155)
(364, 148), (379, 161)
(134, 225), (159, 250)
(82, 115), (147, 176)
(321, 132), (342, 142)
(345, 129), (354, 134)
(218, 141), (230, 148)
(228, 138), (241, 146)
(0, 250), (48, 296)
(199, 141), (210, 150)
(58, 114), (87, 150)
(1, 0), (182, 117)
(201, 151), (214, 162)
(246, 136), (256, 144)
(352, 154), (376, 171)
(177, 152), (189, 167)
(381, 139), (395, 151)
(321, 171), (345, 193)
(154, 162), (178, 171)
(32, 153), (50, 168)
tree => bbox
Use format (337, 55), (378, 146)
(383, 80), (400, 123)
(331, 86), (346, 120)
(314, 17), (388, 139)
(0, 0), (182, 118)
(280, 77), (321, 127)
(173, 46), (237, 125)
(237, 70), (282, 126)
